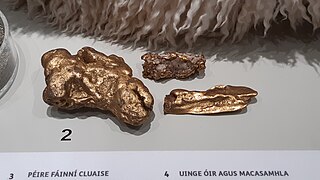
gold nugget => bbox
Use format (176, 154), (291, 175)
(141, 52), (205, 80)
(164, 85), (258, 114)
(42, 47), (154, 126)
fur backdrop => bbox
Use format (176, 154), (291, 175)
(9, 0), (320, 48)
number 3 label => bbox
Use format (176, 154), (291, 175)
(9, 173), (14, 179)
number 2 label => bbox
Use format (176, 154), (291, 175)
(61, 129), (72, 141)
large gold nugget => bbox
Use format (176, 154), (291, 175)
(42, 47), (154, 126)
(141, 52), (205, 80)
(164, 85), (258, 115)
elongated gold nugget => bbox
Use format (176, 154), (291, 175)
(141, 52), (205, 80)
(42, 47), (154, 126)
(164, 85), (258, 114)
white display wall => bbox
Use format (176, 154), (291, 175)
(0, 3), (319, 153)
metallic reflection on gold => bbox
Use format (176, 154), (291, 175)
(42, 47), (154, 126)
(164, 85), (258, 115)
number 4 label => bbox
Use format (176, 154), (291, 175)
(164, 171), (169, 177)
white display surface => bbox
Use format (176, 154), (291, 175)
(0, 3), (320, 152)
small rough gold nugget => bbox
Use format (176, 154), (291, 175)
(164, 85), (258, 114)
(141, 52), (205, 81)
(42, 47), (154, 126)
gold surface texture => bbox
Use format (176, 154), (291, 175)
(141, 52), (205, 80)
(164, 85), (258, 115)
(42, 47), (154, 126)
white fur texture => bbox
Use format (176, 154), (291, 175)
(10, 0), (320, 48)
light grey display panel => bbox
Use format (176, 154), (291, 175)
(0, 5), (319, 152)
